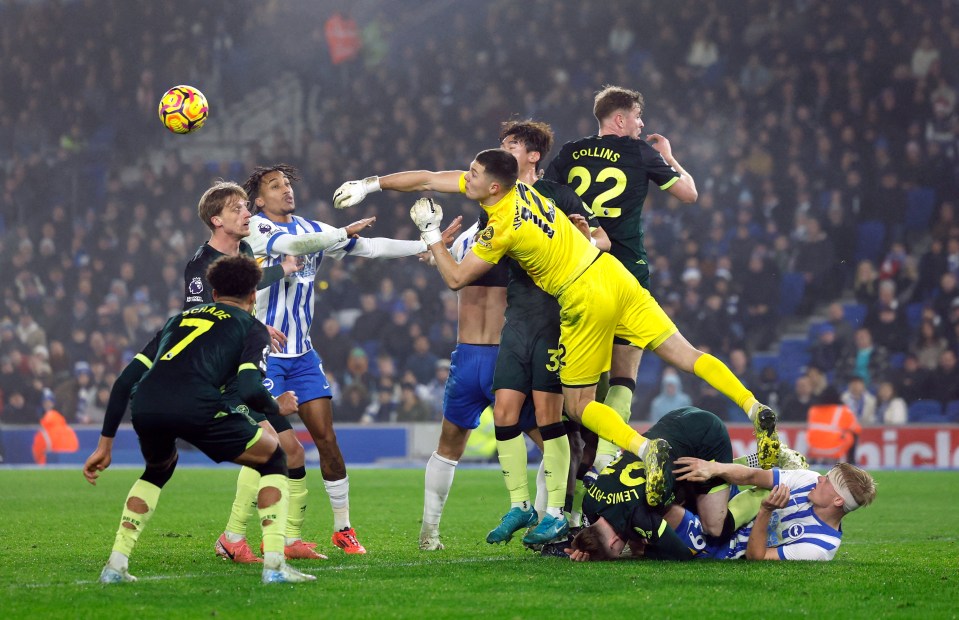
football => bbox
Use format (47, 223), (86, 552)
(158, 85), (209, 134)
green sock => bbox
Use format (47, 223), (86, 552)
(542, 434), (570, 510)
(258, 474), (289, 556)
(729, 487), (770, 529)
(496, 434), (530, 505)
(693, 353), (755, 411)
(225, 466), (260, 536)
(285, 473), (308, 541)
(603, 385), (633, 421)
(112, 479), (162, 557)
(570, 480), (586, 526)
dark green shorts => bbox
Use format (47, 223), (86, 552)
(645, 407), (733, 499)
(133, 403), (262, 464)
(245, 406), (293, 434)
(492, 313), (562, 394)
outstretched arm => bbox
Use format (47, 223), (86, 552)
(647, 133), (697, 203)
(410, 198), (493, 290)
(334, 170), (464, 208)
(674, 457), (774, 489)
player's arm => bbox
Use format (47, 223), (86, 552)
(410, 198), (494, 290)
(333, 170), (464, 208)
(265, 218), (375, 256)
(645, 134), (698, 203)
(345, 216), (463, 259)
(236, 325), (297, 416)
(569, 214), (611, 251)
(674, 457), (775, 489)
(83, 332), (161, 485)
(745, 484), (790, 560)
(258, 255), (303, 288)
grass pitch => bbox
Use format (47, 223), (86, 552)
(1, 467), (956, 619)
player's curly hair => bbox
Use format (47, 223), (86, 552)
(197, 180), (247, 232)
(206, 255), (262, 300)
(242, 163), (301, 212)
(499, 120), (554, 172)
(593, 85), (645, 122)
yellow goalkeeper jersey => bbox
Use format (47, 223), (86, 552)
(466, 178), (601, 298)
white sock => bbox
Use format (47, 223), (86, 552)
(533, 459), (547, 515)
(593, 453), (615, 474)
(511, 500), (531, 511)
(108, 551), (129, 571)
(423, 451), (457, 532)
(324, 476), (351, 531)
(224, 531), (245, 543)
(546, 506), (564, 519)
(263, 551), (284, 571)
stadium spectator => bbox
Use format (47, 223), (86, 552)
(896, 353), (931, 405)
(875, 381), (908, 425)
(841, 376), (878, 425)
(837, 328), (889, 389)
(779, 375), (815, 424)
(927, 349), (959, 405)
(910, 319), (950, 371)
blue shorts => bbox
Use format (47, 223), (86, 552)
(264, 349), (332, 404)
(443, 344), (536, 431)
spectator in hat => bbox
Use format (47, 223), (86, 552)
(650, 370), (692, 422)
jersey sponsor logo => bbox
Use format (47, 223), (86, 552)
(189, 277), (204, 295)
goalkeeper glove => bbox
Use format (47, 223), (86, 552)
(410, 197), (443, 246)
(333, 176), (380, 209)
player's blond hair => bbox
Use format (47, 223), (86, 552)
(593, 85), (645, 122)
(834, 463), (877, 512)
(197, 180), (247, 232)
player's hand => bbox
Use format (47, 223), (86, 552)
(760, 484), (790, 512)
(276, 390), (299, 416)
(345, 217), (376, 237)
(565, 547), (592, 562)
(82, 437), (114, 486)
(280, 254), (304, 277)
(441, 215), (463, 246)
(266, 325), (287, 353)
(646, 133), (674, 160)
(333, 176), (381, 209)
(674, 456), (716, 482)
(569, 213), (591, 239)
(410, 198), (443, 245)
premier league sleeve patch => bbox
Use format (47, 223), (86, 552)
(188, 277), (204, 295)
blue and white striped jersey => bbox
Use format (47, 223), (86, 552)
(247, 213), (358, 358)
(716, 469), (843, 561)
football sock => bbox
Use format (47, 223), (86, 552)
(534, 459), (547, 515)
(745, 398), (761, 422)
(734, 453), (761, 468)
(285, 466), (308, 542)
(112, 479), (162, 557)
(495, 425), (530, 505)
(728, 486), (770, 529)
(258, 473), (289, 557)
(693, 353), (755, 412)
(603, 383), (634, 421)
(570, 481), (586, 527)
(540, 422), (570, 511)
(225, 466), (260, 538)
(324, 476), (351, 531)
(581, 401), (644, 456)
(423, 451), (457, 531)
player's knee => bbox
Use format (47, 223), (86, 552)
(494, 424), (522, 442)
(279, 432), (305, 463)
(254, 445), (288, 478)
(141, 453), (178, 488)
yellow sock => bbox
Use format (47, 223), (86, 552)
(496, 434), (530, 505)
(581, 401), (644, 455)
(112, 479), (162, 557)
(729, 487), (770, 529)
(225, 466), (260, 536)
(285, 473), (308, 541)
(542, 434), (570, 510)
(693, 353), (755, 412)
(571, 479), (586, 525)
(258, 474), (289, 556)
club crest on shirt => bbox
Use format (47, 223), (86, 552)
(477, 225), (494, 249)
(188, 277), (203, 295)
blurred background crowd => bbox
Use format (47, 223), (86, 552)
(1, 0), (957, 430)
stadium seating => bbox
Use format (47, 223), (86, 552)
(635, 354), (664, 391)
(778, 336), (811, 385)
(908, 400), (944, 423)
(944, 400), (959, 424)
(778, 272), (806, 316)
(854, 220), (886, 264)
(843, 303), (868, 328)
(905, 187), (937, 233)
(750, 352), (778, 374)
(904, 302), (925, 330)
(888, 352), (906, 369)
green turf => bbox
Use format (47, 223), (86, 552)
(1, 467), (957, 619)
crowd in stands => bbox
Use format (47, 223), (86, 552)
(1, 0), (958, 430)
